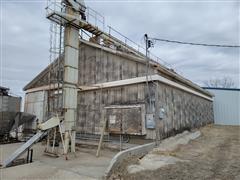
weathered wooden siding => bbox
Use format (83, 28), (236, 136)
(27, 42), (152, 90)
(77, 83), (147, 134)
(76, 81), (213, 139)
(78, 43), (153, 85)
(31, 59), (63, 89)
(151, 82), (213, 139)
(23, 41), (214, 139)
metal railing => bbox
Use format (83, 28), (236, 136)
(46, 0), (173, 69)
(46, 0), (63, 14)
(107, 26), (173, 68)
(86, 6), (105, 31)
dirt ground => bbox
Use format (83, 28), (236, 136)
(114, 125), (240, 180)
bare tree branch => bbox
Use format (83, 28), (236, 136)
(203, 77), (235, 88)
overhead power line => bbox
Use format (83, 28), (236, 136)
(150, 38), (240, 48)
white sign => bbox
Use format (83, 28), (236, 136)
(109, 115), (116, 124)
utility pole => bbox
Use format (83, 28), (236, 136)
(145, 34), (160, 144)
(144, 34), (153, 113)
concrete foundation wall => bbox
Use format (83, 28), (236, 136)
(105, 142), (155, 179)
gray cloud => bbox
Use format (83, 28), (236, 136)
(1, 0), (239, 98)
(88, 1), (239, 86)
(1, 1), (49, 97)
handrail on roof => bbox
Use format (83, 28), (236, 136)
(46, 0), (173, 70)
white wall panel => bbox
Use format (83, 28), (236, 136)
(205, 88), (240, 125)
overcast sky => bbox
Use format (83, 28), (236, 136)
(0, 0), (239, 98)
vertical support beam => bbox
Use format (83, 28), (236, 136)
(63, 6), (80, 154)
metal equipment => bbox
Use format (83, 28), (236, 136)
(0, 86), (21, 139)
(46, 0), (87, 155)
(2, 131), (46, 168)
(1, 116), (64, 168)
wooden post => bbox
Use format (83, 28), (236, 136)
(52, 127), (56, 153)
(58, 124), (66, 155)
(96, 109), (107, 157)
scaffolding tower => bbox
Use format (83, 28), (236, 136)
(47, 0), (64, 118)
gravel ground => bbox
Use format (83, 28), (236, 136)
(111, 125), (240, 180)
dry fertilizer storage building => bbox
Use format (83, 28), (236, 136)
(23, 38), (214, 140)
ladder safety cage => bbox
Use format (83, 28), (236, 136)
(47, 0), (65, 118)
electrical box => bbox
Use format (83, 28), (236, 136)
(146, 113), (155, 129)
(159, 108), (165, 120)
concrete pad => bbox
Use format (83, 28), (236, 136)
(1, 161), (94, 180)
(0, 142), (117, 180)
